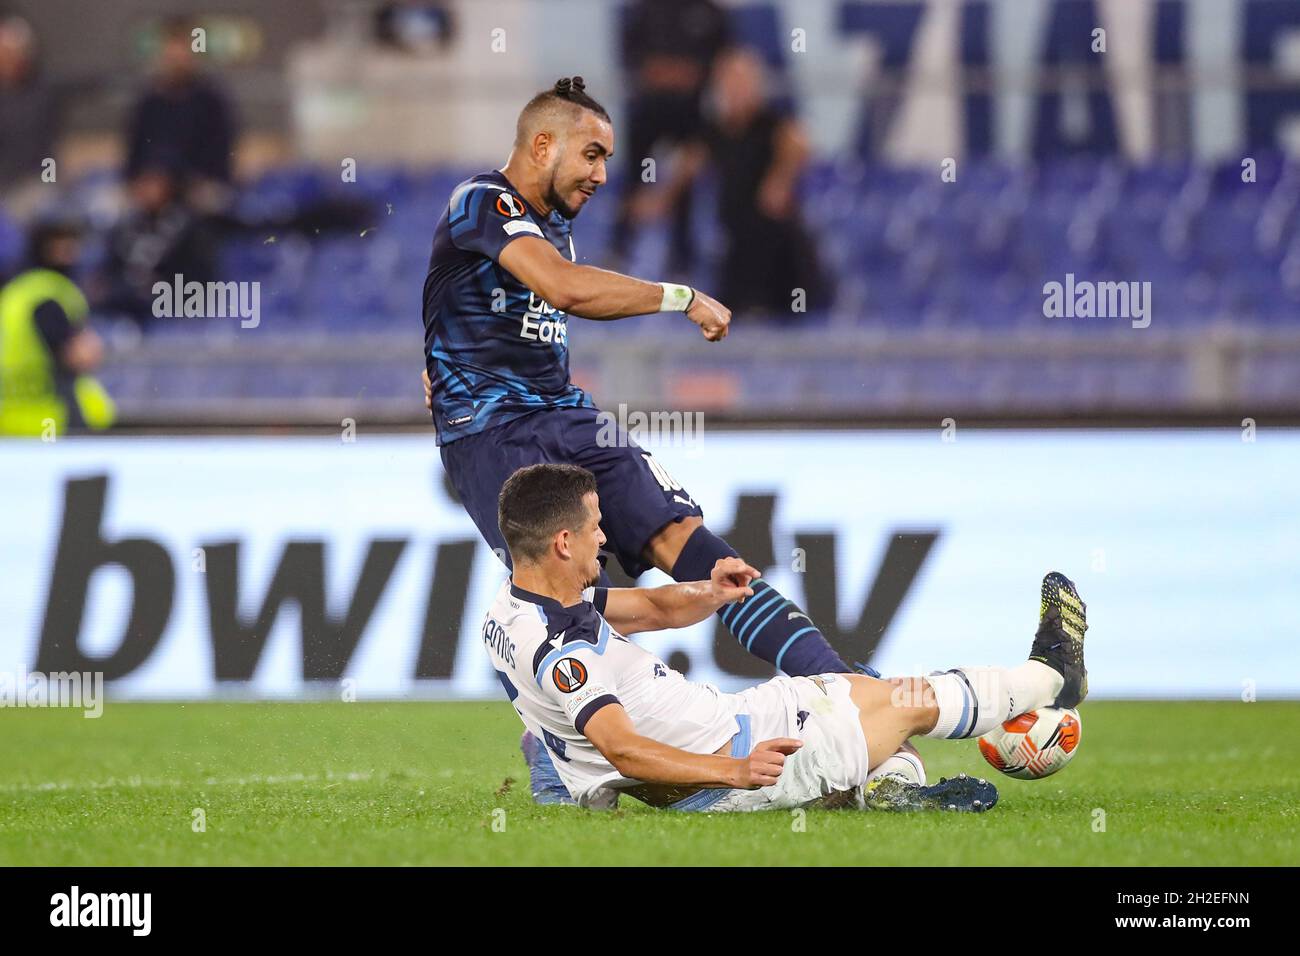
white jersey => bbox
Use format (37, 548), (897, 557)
(482, 578), (743, 807)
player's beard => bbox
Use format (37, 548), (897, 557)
(546, 171), (584, 220)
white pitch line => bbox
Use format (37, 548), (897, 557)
(0, 770), (380, 793)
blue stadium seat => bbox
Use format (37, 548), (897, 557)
(43, 156), (1299, 411)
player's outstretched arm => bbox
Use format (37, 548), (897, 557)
(599, 557), (760, 635)
(583, 701), (800, 790)
(497, 236), (732, 340)
(500, 235), (658, 318)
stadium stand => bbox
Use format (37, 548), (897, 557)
(5, 155), (1294, 423)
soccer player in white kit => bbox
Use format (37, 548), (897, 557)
(484, 464), (1089, 812)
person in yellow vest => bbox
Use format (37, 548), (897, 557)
(0, 215), (115, 436)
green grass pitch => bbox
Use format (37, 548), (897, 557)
(2, 700), (1297, 866)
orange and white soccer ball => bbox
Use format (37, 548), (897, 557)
(978, 707), (1081, 779)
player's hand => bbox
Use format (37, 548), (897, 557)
(733, 738), (802, 789)
(710, 557), (760, 605)
(686, 290), (731, 342)
(421, 367), (433, 411)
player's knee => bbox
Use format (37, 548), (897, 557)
(653, 517), (730, 580)
(887, 676), (940, 734)
(650, 514), (702, 551)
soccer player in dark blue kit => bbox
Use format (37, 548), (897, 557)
(421, 77), (872, 803)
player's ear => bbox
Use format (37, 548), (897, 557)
(554, 528), (572, 560)
(531, 130), (553, 165)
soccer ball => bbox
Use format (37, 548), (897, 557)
(978, 707), (1081, 779)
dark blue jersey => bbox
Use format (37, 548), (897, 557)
(422, 170), (593, 444)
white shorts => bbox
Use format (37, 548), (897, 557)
(675, 674), (871, 813)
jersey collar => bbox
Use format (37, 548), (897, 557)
(509, 579), (586, 612)
(493, 169), (551, 223)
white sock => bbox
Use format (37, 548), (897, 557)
(923, 662), (1063, 739)
(866, 748), (926, 786)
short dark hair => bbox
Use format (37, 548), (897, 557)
(515, 76), (610, 146)
(498, 464), (598, 563)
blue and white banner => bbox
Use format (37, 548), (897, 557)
(0, 429), (1296, 700)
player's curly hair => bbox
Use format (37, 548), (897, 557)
(514, 76), (610, 146)
(498, 463), (599, 563)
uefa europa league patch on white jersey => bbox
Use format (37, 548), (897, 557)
(551, 657), (588, 693)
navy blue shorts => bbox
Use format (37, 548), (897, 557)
(440, 406), (704, 578)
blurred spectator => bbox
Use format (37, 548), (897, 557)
(612, 0), (728, 274)
(0, 213), (114, 436)
(375, 1), (455, 52)
(0, 16), (55, 215)
(125, 18), (237, 214)
(98, 165), (216, 329)
(641, 48), (828, 319)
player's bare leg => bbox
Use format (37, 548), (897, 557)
(846, 662), (1064, 766)
(843, 674), (1001, 812)
(846, 675), (938, 770)
(639, 513), (701, 571)
(643, 516), (853, 677)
